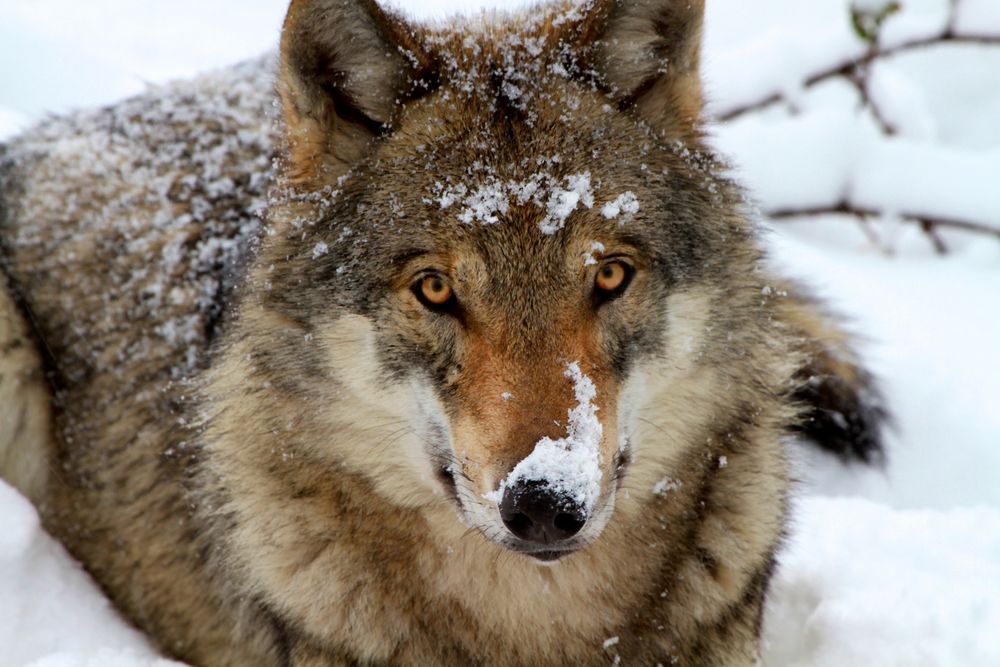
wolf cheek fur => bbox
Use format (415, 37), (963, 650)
(0, 0), (887, 665)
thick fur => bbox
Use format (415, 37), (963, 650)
(0, 268), (52, 502)
(0, 1), (885, 665)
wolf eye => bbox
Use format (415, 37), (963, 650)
(412, 274), (457, 313)
(593, 260), (634, 305)
(421, 275), (452, 305)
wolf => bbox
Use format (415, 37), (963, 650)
(0, 0), (885, 665)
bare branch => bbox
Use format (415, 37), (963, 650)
(768, 203), (1000, 245)
(721, 3), (1000, 252)
(918, 219), (949, 255)
(717, 33), (1000, 122)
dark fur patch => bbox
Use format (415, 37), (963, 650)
(321, 76), (387, 137)
(793, 371), (889, 465)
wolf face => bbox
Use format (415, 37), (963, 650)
(220, 0), (758, 565)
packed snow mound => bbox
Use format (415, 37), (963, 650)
(763, 496), (1000, 667)
(0, 483), (185, 667)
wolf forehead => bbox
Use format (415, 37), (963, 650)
(267, 0), (742, 307)
(279, 94), (729, 285)
(280, 140), (721, 315)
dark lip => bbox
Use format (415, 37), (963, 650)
(524, 549), (573, 562)
(435, 465), (458, 500)
(503, 542), (583, 562)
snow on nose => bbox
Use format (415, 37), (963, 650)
(485, 362), (603, 515)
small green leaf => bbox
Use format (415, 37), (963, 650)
(850, 1), (902, 44)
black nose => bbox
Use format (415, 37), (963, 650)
(499, 480), (587, 543)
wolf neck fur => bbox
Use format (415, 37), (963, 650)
(197, 288), (784, 663)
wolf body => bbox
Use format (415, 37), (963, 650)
(0, 1), (884, 665)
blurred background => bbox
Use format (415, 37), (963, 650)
(1, 1), (998, 666)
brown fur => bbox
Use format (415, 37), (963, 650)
(0, 1), (885, 665)
(0, 270), (52, 503)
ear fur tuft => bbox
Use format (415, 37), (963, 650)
(279, 0), (428, 183)
(593, 0), (706, 142)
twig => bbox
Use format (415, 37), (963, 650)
(768, 203), (1000, 245)
(723, 2), (1000, 251)
(854, 214), (883, 249)
(718, 34), (1000, 122)
(918, 219), (949, 255)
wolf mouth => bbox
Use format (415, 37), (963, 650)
(513, 546), (578, 563)
(436, 464), (459, 499)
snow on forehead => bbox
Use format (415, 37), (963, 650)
(408, 0), (596, 99)
(386, 0), (590, 30)
(422, 151), (639, 235)
(430, 165), (595, 234)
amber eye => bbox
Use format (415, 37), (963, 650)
(593, 260), (634, 304)
(596, 262), (626, 292)
(420, 275), (452, 304)
(413, 273), (458, 313)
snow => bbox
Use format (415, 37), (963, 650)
(877, 0), (950, 48)
(583, 241), (606, 266)
(851, 141), (1000, 225)
(652, 477), (683, 496)
(955, 0), (1000, 34)
(878, 45), (1000, 148)
(455, 181), (510, 224)
(716, 110), (862, 211)
(0, 1), (285, 123)
(540, 171), (594, 234)
(866, 60), (937, 140)
(763, 497), (1000, 667)
(716, 110), (1000, 226)
(0, 107), (28, 141)
(757, 225), (1000, 666)
(434, 170), (595, 233)
(1, 1), (998, 666)
(769, 225), (1000, 510)
(485, 362), (604, 511)
(702, 0), (869, 116)
(311, 241), (329, 259)
(600, 192), (640, 221)
(0, 484), (181, 667)
(21, 653), (181, 667)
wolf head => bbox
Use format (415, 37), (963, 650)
(206, 0), (779, 567)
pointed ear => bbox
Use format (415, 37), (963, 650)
(591, 0), (705, 143)
(279, 0), (430, 183)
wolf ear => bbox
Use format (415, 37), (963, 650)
(590, 0), (705, 142)
(279, 0), (429, 183)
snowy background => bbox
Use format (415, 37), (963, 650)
(1, 0), (999, 665)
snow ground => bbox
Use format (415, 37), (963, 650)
(1, 1), (998, 665)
